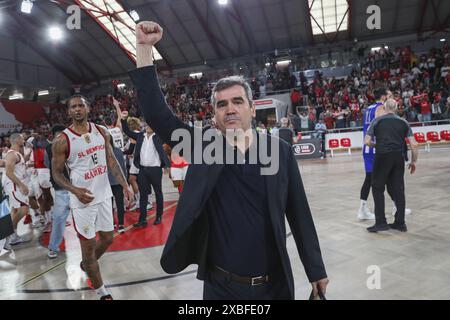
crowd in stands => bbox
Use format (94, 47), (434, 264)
(1, 42), (450, 148)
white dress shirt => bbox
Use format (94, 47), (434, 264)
(140, 133), (161, 167)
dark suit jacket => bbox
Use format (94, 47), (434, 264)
(121, 119), (170, 169)
(129, 66), (327, 299)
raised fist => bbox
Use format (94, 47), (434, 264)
(136, 21), (163, 46)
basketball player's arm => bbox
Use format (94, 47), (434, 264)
(365, 120), (376, 147)
(100, 128), (130, 194)
(112, 97), (123, 130)
(0, 159), (4, 167)
(52, 135), (94, 204)
(4, 152), (28, 195)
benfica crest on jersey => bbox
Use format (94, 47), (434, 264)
(83, 134), (91, 144)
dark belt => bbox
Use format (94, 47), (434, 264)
(211, 266), (270, 286)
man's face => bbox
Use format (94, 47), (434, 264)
(214, 85), (255, 132)
(68, 97), (89, 122)
(145, 124), (153, 135)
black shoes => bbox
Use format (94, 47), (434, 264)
(389, 223), (408, 232)
(100, 294), (113, 300)
(367, 224), (390, 233)
(133, 220), (148, 228)
(153, 215), (162, 225)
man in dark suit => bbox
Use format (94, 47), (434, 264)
(121, 111), (170, 226)
(129, 21), (328, 300)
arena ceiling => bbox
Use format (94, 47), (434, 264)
(0, 0), (449, 86)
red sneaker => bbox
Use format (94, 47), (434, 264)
(23, 214), (32, 225)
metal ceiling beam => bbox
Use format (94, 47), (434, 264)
(220, 6), (242, 55)
(259, 1), (276, 50)
(7, 14), (83, 84)
(226, 0), (258, 54)
(74, 0), (136, 64)
(208, 0), (238, 58)
(304, 0), (315, 44)
(186, 0), (228, 60)
(168, 3), (205, 63)
(280, 0), (294, 48)
(47, 2), (118, 78)
(430, 0), (442, 31)
(347, 0), (352, 40)
(22, 5), (102, 84)
(392, 0), (402, 33)
(417, 0), (430, 38)
(331, 5), (349, 42)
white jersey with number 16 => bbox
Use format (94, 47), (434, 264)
(62, 123), (112, 208)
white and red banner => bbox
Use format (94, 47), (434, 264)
(0, 99), (62, 135)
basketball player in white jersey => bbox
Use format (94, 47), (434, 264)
(3, 133), (31, 247)
(105, 97), (125, 152)
(52, 95), (132, 300)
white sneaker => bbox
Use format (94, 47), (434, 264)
(392, 207), (412, 216)
(3, 237), (11, 251)
(10, 234), (29, 246)
(357, 207), (375, 220)
(47, 250), (58, 259)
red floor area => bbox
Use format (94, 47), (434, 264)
(39, 201), (178, 252)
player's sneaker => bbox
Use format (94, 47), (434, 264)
(47, 250), (58, 259)
(3, 237), (11, 251)
(10, 234), (30, 246)
(118, 225), (125, 234)
(357, 206), (375, 220)
(392, 206), (412, 216)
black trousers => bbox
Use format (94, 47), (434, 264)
(137, 166), (163, 222)
(111, 185), (125, 226)
(371, 152), (406, 226)
(360, 172), (396, 201)
(203, 270), (289, 300)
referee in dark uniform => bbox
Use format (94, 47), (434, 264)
(364, 99), (419, 233)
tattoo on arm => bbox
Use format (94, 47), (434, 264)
(52, 135), (77, 194)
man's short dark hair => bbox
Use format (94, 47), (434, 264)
(104, 116), (113, 126)
(373, 88), (387, 100)
(66, 94), (90, 108)
(51, 124), (66, 136)
(211, 76), (253, 107)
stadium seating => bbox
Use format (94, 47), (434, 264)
(328, 139), (339, 157)
(340, 138), (352, 155)
(413, 132), (430, 152)
(328, 138), (352, 157)
(440, 130), (450, 141)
